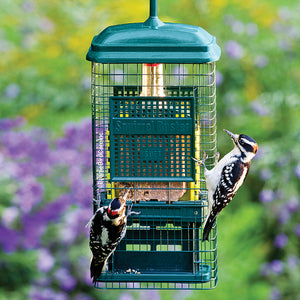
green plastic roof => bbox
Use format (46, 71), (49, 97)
(86, 15), (221, 63)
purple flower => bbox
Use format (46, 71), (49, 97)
(259, 169), (272, 181)
(286, 25), (300, 39)
(55, 118), (91, 151)
(270, 287), (282, 300)
(294, 224), (300, 237)
(260, 263), (270, 277)
(37, 248), (55, 272)
(13, 178), (45, 213)
(246, 23), (258, 36)
(286, 196), (300, 212)
(226, 106), (243, 116)
(59, 207), (91, 245)
(0, 226), (20, 253)
(173, 290), (193, 300)
(84, 269), (93, 286)
(269, 260), (284, 275)
(139, 290), (161, 300)
(54, 268), (77, 292)
(250, 100), (270, 116)
(1, 206), (19, 228)
(39, 17), (55, 33)
(294, 165), (300, 178)
(277, 7), (291, 21)
(231, 20), (244, 34)
(225, 40), (244, 59)
(22, 1), (35, 12)
(215, 71), (223, 86)
(2, 131), (32, 159)
(4, 83), (20, 99)
(254, 55), (269, 68)
(277, 208), (290, 224)
(287, 255), (299, 269)
(274, 233), (288, 248)
(74, 294), (93, 300)
(59, 226), (78, 246)
(259, 189), (275, 203)
(278, 39), (291, 51)
(21, 214), (46, 249)
(29, 286), (68, 300)
(0, 117), (25, 130)
(37, 194), (71, 223)
(119, 293), (134, 300)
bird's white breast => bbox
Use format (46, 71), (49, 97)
(204, 148), (240, 204)
(100, 228), (110, 244)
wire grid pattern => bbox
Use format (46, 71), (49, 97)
(91, 63), (217, 289)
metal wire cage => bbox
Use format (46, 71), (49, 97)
(90, 62), (218, 289)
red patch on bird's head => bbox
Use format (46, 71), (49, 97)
(253, 144), (258, 154)
(107, 207), (119, 217)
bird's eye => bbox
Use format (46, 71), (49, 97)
(239, 139), (245, 146)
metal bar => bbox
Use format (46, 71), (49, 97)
(150, 0), (158, 17)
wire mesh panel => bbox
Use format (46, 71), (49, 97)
(91, 63), (217, 289)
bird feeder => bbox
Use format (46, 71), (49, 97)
(86, 0), (220, 290)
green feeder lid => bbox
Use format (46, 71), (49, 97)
(86, 0), (221, 63)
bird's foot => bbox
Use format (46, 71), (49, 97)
(214, 152), (220, 166)
(93, 197), (101, 209)
(192, 152), (208, 169)
(126, 203), (141, 217)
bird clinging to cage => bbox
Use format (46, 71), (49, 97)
(88, 189), (139, 283)
(193, 129), (258, 241)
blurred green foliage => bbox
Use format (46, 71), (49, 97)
(0, 0), (300, 299)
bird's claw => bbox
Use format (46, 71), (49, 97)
(202, 152), (209, 164)
(93, 198), (101, 209)
(192, 152), (208, 168)
(126, 203), (141, 217)
(214, 152), (220, 165)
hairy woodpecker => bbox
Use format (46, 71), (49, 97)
(88, 189), (139, 283)
(193, 129), (258, 241)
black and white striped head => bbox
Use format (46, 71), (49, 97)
(107, 197), (126, 218)
(224, 129), (258, 160)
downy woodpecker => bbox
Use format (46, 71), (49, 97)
(193, 129), (258, 241)
(88, 189), (139, 283)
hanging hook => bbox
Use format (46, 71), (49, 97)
(150, 0), (158, 17)
(144, 0), (163, 28)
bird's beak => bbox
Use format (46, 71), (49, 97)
(224, 129), (239, 144)
(120, 188), (132, 204)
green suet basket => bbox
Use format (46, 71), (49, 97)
(86, 0), (220, 290)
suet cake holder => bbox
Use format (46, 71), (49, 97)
(86, 0), (220, 290)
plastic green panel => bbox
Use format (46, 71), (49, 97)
(109, 95), (195, 182)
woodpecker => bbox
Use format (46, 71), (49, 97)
(88, 189), (139, 283)
(193, 129), (258, 241)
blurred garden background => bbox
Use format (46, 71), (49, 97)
(0, 0), (300, 299)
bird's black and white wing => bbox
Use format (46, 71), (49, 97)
(202, 160), (250, 241)
(89, 208), (111, 280)
(89, 207), (127, 283)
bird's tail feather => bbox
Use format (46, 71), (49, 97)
(202, 215), (217, 242)
(90, 257), (107, 283)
